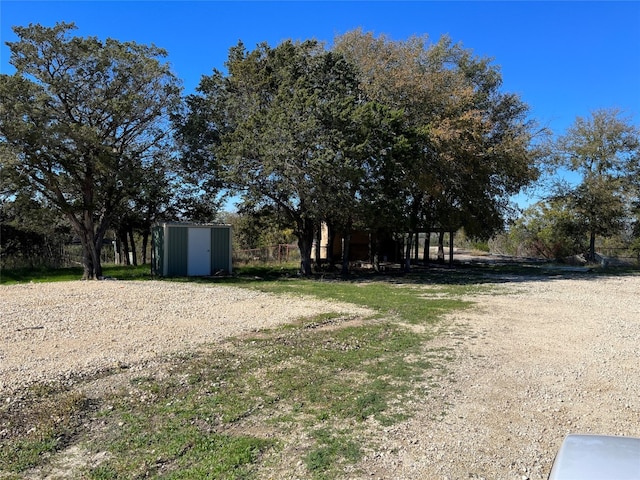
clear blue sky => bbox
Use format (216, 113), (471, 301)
(2, 1), (639, 205)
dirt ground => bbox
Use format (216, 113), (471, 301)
(2, 273), (639, 479)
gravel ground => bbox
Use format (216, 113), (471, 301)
(2, 275), (639, 480)
(0, 280), (372, 396)
(358, 275), (640, 480)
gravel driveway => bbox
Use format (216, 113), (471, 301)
(1, 275), (639, 480)
(0, 281), (371, 395)
(360, 275), (640, 480)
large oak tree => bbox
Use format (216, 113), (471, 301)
(179, 40), (373, 275)
(180, 30), (543, 274)
(335, 30), (542, 268)
(0, 23), (181, 278)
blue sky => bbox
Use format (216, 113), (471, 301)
(1, 1), (639, 206)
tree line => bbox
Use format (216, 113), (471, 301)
(1, 23), (638, 278)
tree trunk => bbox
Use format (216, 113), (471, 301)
(449, 229), (455, 266)
(341, 219), (352, 276)
(80, 233), (94, 280)
(80, 167), (103, 279)
(423, 231), (431, 266)
(114, 237), (122, 264)
(404, 232), (413, 272)
(120, 230), (130, 265)
(93, 215), (111, 278)
(296, 218), (315, 276)
(141, 231), (149, 264)
(437, 231), (445, 264)
(314, 225), (321, 266)
(128, 227), (137, 266)
(92, 241), (103, 278)
(372, 230), (381, 272)
(66, 212), (104, 279)
(589, 230), (596, 262)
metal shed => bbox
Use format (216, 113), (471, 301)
(151, 222), (232, 277)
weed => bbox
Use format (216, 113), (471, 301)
(305, 427), (362, 479)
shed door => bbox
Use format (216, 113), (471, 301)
(188, 227), (211, 276)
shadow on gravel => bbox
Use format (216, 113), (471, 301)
(223, 255), (639, 287)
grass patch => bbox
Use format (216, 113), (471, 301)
(0, 265), (86, 284)
(83, 319), (427, 479)
(0, 275), (477, 479)
(305, 427), (362, 479)
(0, 264), (151, 284)
(248, 279), (469, 324)
(96, 417), (272, 479)
(0, 388), (90, 473)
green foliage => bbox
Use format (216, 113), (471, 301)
(184, 39), (372, 275)
(470, 241), (490, 252)
(305, 427), (361, 478)
(0, 193), (72, 268)
(334, 30), (542, 243)
(508, 199), (586, 260)
(453, 229), (490, 252)
(181, 30), (542, 275)
(222, 207), (296, 250)
(550, 108), (640, 260)
(0, 22), (182, 279)
(94, 417), (271, 479)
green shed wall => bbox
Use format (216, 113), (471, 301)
(151, 226), (164, 276)
(210, 227), (231, 272)
(167, 226), (188, 276)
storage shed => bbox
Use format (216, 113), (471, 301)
(151, 222), (232, 277)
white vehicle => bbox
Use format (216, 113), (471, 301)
(548, 434), (640, 480)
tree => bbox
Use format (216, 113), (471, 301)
(109, 151), (213, 266)
(351, 103), (415, 270)
(1, 192), (72, 267)
(552, 108), (639, 261)
(222, 205), (295, 251)
(335, 30), (541, 269)
(181, 31), (541, 274)
(507, 199), (586, 260)
(182, 40), (368, 275)
(0, 23), (181, 278)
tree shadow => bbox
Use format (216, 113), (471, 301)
(226, 257), (639, 287)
